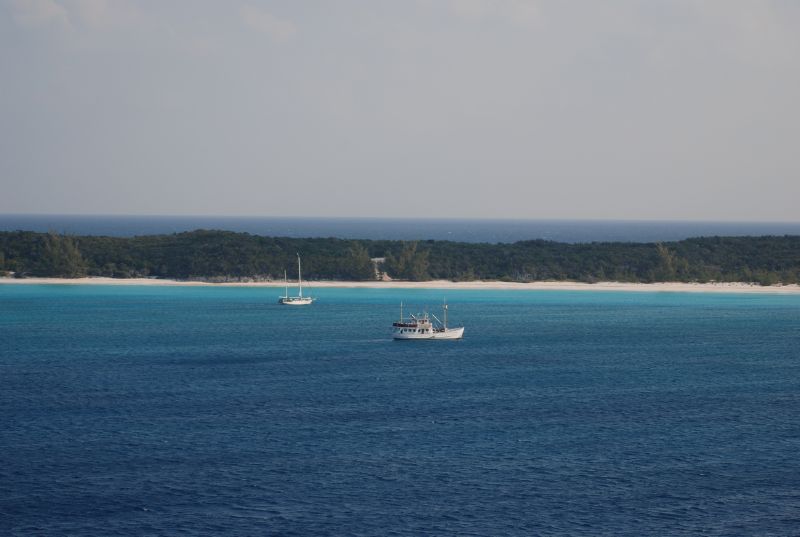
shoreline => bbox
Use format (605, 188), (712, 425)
(2, 277), (799, 294)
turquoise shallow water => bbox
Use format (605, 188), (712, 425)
(2, 285), (800, 535)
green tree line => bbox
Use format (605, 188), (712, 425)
(1, 230), (799, 285)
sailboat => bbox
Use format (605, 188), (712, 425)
(391, 300), (464, 340)
(278, 254), (315, 305)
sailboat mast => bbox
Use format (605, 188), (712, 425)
(284, 270), (288, 299)
(443, 300), (448, 329)
(297, 253), (302, 298)
(400, 301), (403, 323)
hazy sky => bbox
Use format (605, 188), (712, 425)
(1, 0), (799, 220)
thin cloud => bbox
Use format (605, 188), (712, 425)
(239, 4), (296, 42)
(7, 0), (142, 31)
(444, 0), (541, 27)
(688, 0), (800, 65)
(69, 0), (142, 29)
(8, 0), (71, 29)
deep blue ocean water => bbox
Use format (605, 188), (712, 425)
(2, 285), (800, 536)
(3, 214), (800, 243)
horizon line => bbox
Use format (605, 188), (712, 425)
(2, 213), (799, 225)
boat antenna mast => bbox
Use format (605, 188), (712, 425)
(297, 253), (302, 298)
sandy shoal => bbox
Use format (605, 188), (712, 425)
(2, 277), (799, 294)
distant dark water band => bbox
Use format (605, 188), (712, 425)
(2, 215), (800, 244)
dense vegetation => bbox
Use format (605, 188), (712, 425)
(1, 230), (799, 285)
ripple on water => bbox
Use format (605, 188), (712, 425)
(2, 286), (800, 535)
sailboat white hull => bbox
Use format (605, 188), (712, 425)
(278, 297), (314, 305)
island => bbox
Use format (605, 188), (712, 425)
(1, 230), (799, 288)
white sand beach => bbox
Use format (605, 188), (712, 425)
(2, 277), (799, 294)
